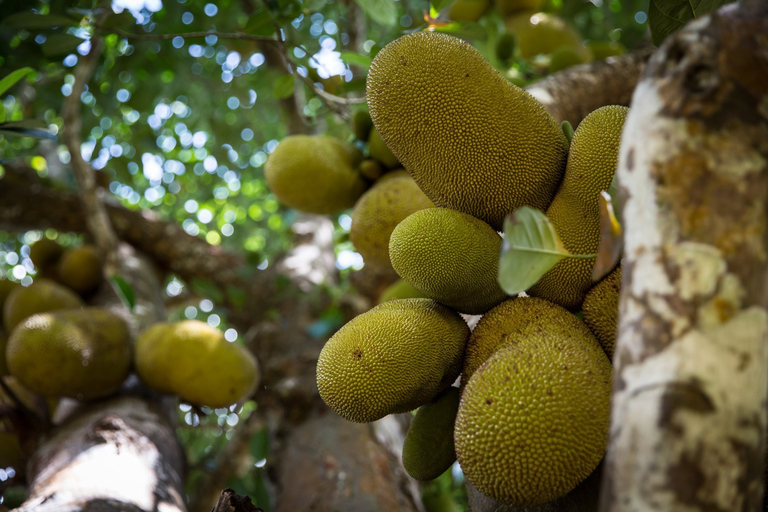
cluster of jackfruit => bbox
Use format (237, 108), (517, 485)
(314, 31), (626, 507)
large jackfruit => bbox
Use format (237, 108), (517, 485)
(582, 266), (621, 359)
(3, 279), (83, 332)
(455, 327), (611, 505)
(529, 105), (629, 310)
(265, 135), (368, 215)
(366, 31), (568, 231)
(316, 299), (469, 423)
(350, 173), (434, 269)
(7, 308), (131, 399)
(389, 208), (508, 315)
(402, 386), (461, 481)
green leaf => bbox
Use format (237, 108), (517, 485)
(1, 12), (76, 30)
(100, 11), (137, 30)
(354, 0), (398, 27)
(272, 74), (295, 99)
(431, 0), (454, 14)
(303, 0), (328, 12)
(0, 124), (57, 141)
(0, 67), (35, 97)
(498, 207), (572, 295)
(648, 0), (735, 46)
(339, 52), (372, 68)
(41, 33), (85, 56)
(226, 285), (246, 309)
(190, 278), (224, 303)
(109, 276), (136, 311)
(561, 120), (574, 146)
(592, 191), (623, 282)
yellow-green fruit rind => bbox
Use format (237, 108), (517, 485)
(28, 239), (64, 271)
(506, 12), (590, 61)
(317, 299), (469, 423)
(368, 127), (400, 169)
(3, 279), (83, 332)
(352, 109), (373, 141)
(582, 266), (620, 359)
(495, 0), (543, 17)
(585, 40), (625, 60)
(389, 208), (508, 315)
(529, 105), (629, 310)
(350, 175), (434, 269)
(402, 386), (461, 481)
(135, 320), (259, 408)
(549, 45), (588, 72)
(448, 0), (490, 22)
(378, 279), (426, 303)
(462, 296), (596, 384)
(367, 32), (567, 231)
(455, 333), (611, 505)
(265, 135), (367, 214)
(56, 245), (103, 295)
(7, 308), (131, 399)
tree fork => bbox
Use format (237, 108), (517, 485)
(601, 2), (768, 511)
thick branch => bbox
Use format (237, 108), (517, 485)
(601, 2), (768, 511)
(525, 48), (653, 126)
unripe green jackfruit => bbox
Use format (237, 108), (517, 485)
(378, 279), (426, 303)
(402, 386), (461, 481)
(368, 127), (400, 169)
(495, 0), (543, 17)
(28, 239), (64, 272)
(529, 105), (629, 310)
(582, 266), (620, 359)
(367, 31), (568, 231)
(506, 12), (590, 61)
(389, 208), (508, 315)
(3, 279), (83, 333)
(448, 0), (490, 22)
(317, 299), (469, 423)
(56, 245), (102, 295)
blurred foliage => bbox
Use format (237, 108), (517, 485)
(0, 0), (652, 509)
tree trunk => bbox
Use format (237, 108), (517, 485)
(600, 2), (768, 511)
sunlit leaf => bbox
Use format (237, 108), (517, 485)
(272, 74), (295, 99)
(648, 0), (735, 46)
(431, 0), (454, 14)
(41, 33), (85, 56)
(109, 275), (136, 311)
(1, 12), (76, 30)
(354, 0), (398, 27)
(339, 52), (372, 68)
(592, 191), (623, 282)
(0, 67), (35, 97)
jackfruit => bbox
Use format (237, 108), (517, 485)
(56, 245), (102, 295)
(582, 266), (620, 359)
(316, 298), (469, 423)
(0, 279), (20, 318)
(585, 40), (625, 60)
(448, 0), (490, 22)
(529, 105), (629, 310)
(135, 320), (259, 408)
(402, 386), (461, 481)
(389, 208), (508, 315)
(3, 279), (83, 332)
(496, 0), (543, 17)
(359, 159), (384, 181)
(28, 239), (64, 272)
(462, 296), (596, 384)
(506, 12), (590, 62)
(368, 127), (400, 169)
(378, 279), (426, 303)
(265, 135), (368, 214)
(6, 308), (131, 399)
(366, 31), (568, 231)
(455, 327), (611, 505)
(495, 32), (517, 63)
(352, 109), (373, 141)
(350, 174), (434, 269)
(549, 45), (588, 73)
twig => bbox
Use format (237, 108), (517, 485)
(102, 26), (280, 44)
(61, 10), (120, 275)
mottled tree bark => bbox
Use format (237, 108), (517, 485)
(601, 2), (768, 511)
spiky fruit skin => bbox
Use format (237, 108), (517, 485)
(378, 279), (425, 303)
(448, 0), (490, 22)
(135, 320), (259, 408)
(7, 308), (131, 399)
(368, 127), (400, 169)
(56, 245), (102, 295)
(3, 279), (83, 332)
(402, 386), (461, 481)
(28, 239), (64, 272)
(529, 105), (629, 310)
(367, 31), (567, 231)
(462, 296), (595, 384)
(350, 174), (434, 269)
(265, 135), (367, 215)
(389, 208), (508, 315)
(506, 12), (590, 61)
(582, 266), (620, 359)
(495, 0), (543, 16)
(455, 330), (611, 505)
(316, 299), (469, 423)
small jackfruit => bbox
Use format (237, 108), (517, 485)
(549, 45), (588, 72)
(462, 296), (596, 384)
(56, 245), (103, 295)
(402, 386), (461, 481)
(28, 239), (64, 272)
(455, 328), (611, 505)
(368, 127), (400, 169)
(7, 308), (131, 399)
(529, 105), (629, 310)
(367, 31), (568, 231)
(265, 135), (368, 215)
(350, 173), (434, 269)
(495, 32), (517, 63)
(378, 279), (426, 303)
(352, 109), (373, 141)
(3, 279), (83, 333)
(582, 266), (620, 359)
(506, 12), (590, 62)
(0, 279), (20, 318)
(135, 320), (259, 408)
(316, 299), (469, 423)
(389, 208), (508, 315)
(585, 40), (626, 60)
(495, 0), (543, 16)
(448, 0), (490, 22)
(359, 159), (385, 181)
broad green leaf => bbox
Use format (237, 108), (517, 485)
(340, 52), (372, 68)
(1, 12), (76, 30)
(0, 67), (35, 97)
(41, 33), (85, 56)
(431, 0), (454, 14)
(499, 207), (572, 295)
(0, 104), (4, 123)
(109, 275), (136, 311)
(272, 74), (295, 99)
(0, 124), (57, 141)
(354, 0), (398, 27)
(100, 11), (137, 30)
(648, 0), (735, 46)
(592, 191), (623, 282)
(304, 0), (328, 12)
